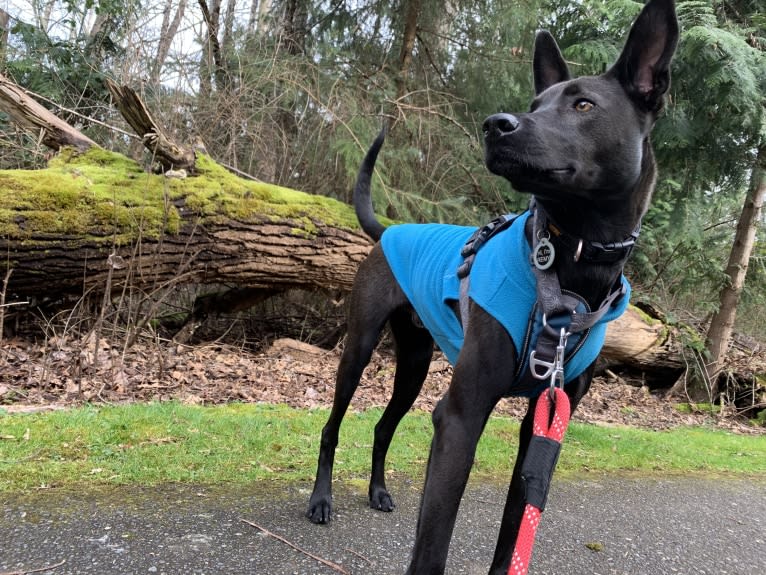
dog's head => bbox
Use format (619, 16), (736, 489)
(483, 0), (678, 206)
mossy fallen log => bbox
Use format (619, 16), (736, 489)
(0, 146), (371, 300)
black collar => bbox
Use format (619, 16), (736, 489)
(532, 203), (640, 265)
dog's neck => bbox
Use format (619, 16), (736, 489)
(526, 140), (657, 308)
(534, 139), (657, 244)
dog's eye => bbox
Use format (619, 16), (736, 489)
(574, 99), (595, 112)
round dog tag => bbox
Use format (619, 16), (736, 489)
(534, 237), (556, 270)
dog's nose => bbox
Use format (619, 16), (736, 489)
(482, 113), (520, 138)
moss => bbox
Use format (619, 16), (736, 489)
(0, 148), (362, 243)
(630, 304), (661, 326)
(673, 402), (722, 414)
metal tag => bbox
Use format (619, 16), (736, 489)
(533, 237), (555, 270)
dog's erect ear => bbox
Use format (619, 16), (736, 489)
(533, 31), (571, 95)
(609, 0), (679, 111)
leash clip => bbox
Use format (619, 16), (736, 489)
(549, 328), (568, 400)
(528, 322), (570, 383)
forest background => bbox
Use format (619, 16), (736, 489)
(0, 0), (764, 403)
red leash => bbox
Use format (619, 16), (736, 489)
(508, 387), (571, 575)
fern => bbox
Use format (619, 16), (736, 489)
(676, 0), (718, 28)
(564, 39), (619, 73)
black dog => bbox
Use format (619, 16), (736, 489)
(308, 0), (678, 573)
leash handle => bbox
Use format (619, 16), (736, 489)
(508, 388), (571, 575)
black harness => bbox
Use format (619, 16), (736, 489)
(457, 201), (636, 394)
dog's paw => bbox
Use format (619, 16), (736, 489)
(306, 495), (332, 524)
(369, 487), (395, 512)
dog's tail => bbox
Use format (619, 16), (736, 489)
(353, 129), (387, 242)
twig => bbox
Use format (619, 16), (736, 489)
(217, 160), (262, 182)
(0, 559), (67, 575)
(0, 267), (13, 345)
(239, 518), (349, 574)
(343, 547), (373, 564)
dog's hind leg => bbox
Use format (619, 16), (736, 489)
(487, 366), (594, 575)
(307, 247), (409, 524)
(369, 307), (433, 512)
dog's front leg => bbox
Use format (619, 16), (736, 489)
(405, 306), (514, 574)
(487, 367), (594, 575)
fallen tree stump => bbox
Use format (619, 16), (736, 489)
(602, 305), (684, 377)
(0, 148), (371, 301)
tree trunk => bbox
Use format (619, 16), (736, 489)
(152, 0), (188, 86)
(246, 0), (271, 39)
(280, 0), (307, 56)
(256, 0), (271, 35)
(221, 0), (237, 59)
(198, 0), (230, 93)
(396, 0), (422, 102)
(700, 146), (766, 399)
(0, 8), (9, 64)
(602, 306), (684, 376)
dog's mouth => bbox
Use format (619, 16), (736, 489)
(486, 152), (575, 180)
(484, 148), (581, 195)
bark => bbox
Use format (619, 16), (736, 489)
(602, 306), (684, 375)
(2, 205), (684, 379)
(701, 146), (766, 399)
(2, 216), (371, 300)
(85, 10), (110, 64)
(273, 0), (308, 180)
(247, 0), (271, 38)
(280, 0), (308, 56)
(256, 0), (271, 35)
(0, 73), (98, 152)
(34, 0), (55, 32)
(221, 0), (237, 59)
(247, 0), (260, 35)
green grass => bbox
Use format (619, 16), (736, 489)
(0, 402), (764, 492)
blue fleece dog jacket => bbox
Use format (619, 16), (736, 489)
(380, 211), (630, 396)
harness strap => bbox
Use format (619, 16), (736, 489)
(508, 387), (571, 575)
(516, 205), (627, 390)
(457, 214), (517, 334)
(531, 206), (626, 335)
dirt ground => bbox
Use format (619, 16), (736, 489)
(1, 333), (761, 435)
